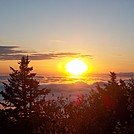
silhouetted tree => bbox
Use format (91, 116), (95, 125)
(0, 56), (50, 133)
(64, 72), (133, 134)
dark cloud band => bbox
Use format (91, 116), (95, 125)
(0, 45), (93, 60)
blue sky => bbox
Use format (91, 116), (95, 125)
(0, 0), (134, 74)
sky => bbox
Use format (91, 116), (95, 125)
(0, 0), (134, 75)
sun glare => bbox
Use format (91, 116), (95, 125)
(66, 59), (88, 76)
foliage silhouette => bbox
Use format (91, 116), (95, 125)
(0, 57), (134, 134)
(0, 56), (50, 134)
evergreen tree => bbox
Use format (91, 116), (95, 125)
(0, 56), (50, 119)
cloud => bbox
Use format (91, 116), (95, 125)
(0, 46), (33, 60)
(29, 52), (93, 60)
(0, 45), (93, 60)
(0, 46), (26, 54)
(49, 40), (65, 44)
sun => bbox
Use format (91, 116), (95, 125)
(66, 59), (88, 76)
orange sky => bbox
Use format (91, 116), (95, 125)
(0, 1), (134, 75)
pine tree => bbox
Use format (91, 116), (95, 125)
(0, 56), (50, 119)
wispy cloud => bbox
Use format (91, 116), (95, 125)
(30, 52), (93, 60)
(0, 46), (27, 54)
(49, 40), (65, 44)
(0, 46), (33, 60)
(0, 45), (93, 60)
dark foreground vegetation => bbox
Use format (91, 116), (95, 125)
(0, 57), (134, 134)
